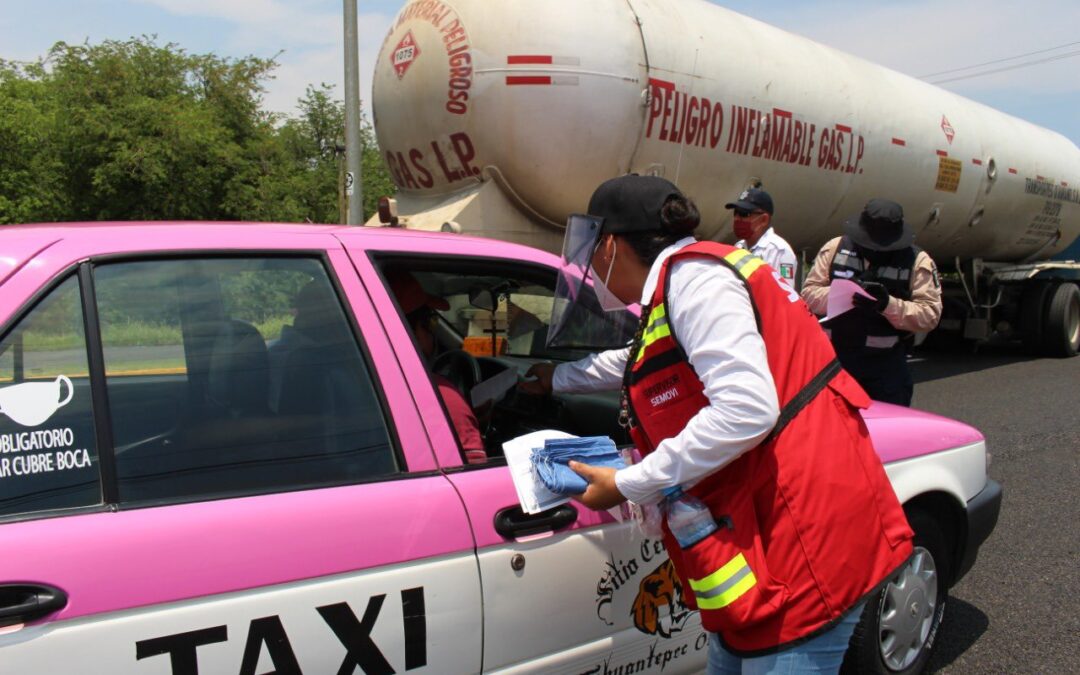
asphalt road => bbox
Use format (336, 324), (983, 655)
(909, 345), (1080, 674)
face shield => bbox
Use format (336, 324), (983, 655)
(546, 214), (640, 351)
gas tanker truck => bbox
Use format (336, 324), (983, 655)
(369, 0), (1080, 356)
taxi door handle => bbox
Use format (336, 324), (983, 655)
(494, 504), (578, 539)
(0, 584), (68, 628)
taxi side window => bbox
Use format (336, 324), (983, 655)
(0, 276), (102, 518)
(94, 257), (398, 505)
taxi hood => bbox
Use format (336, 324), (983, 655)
(862, 401), (985, 464)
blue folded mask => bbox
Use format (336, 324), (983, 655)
(531, 436), (627, 496)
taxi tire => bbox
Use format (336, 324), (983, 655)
(842, 510), (949, 675)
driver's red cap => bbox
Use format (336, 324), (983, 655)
(387, 270), (450, 315)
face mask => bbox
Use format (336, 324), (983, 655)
(591, 240), (628, 313)
(733, 220), (755, 241)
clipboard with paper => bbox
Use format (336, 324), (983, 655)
(820, 279), (875, 324)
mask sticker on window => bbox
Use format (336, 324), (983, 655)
(0, 375), (93, 481)
(0, 375), (73, 427)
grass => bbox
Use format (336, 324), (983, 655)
(19, 316), (293, 352)
(3, 316), (296, 381)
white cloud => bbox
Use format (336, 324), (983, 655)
(131, 0), (393, 116)
(135, 0), (293, 23)
(754, 0), (1080, 95)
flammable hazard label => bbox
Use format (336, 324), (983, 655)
(935, 157), (963, 193)
(393, 31), (421, 80)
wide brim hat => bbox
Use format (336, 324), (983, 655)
(843, 198), (914, 251)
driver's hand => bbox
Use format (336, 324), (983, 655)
(519, 362), (555, 395)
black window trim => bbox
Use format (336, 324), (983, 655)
(78, 263), (120, 504)
(87, 249), (407, 482)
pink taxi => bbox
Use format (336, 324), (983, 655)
(0, 223), (999, 674)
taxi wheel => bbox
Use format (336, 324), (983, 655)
(842, 510), (949, 675)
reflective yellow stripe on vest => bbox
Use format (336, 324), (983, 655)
(689, 552), (758, 610)
(723, 249), (766, 280)
(636, 303), (670, 362)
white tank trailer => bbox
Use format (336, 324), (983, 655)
(370, 0), (1080, 355)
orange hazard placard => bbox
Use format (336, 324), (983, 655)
(463, 336), (507, 356)
(935, 157), (962, 193)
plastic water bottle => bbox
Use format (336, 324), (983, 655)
(662, 486), (717, 548)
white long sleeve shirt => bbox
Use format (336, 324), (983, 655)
(737, 227), (798, 288)
(552, 238), (780, 505)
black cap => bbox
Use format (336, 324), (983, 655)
(843, 198), (914, 251)
(588, 175), (684, 234)
(725, 188), (774, 216)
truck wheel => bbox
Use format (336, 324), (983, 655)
(1020, 282), (1052, 355)
(842, 510), (949, 675)
(1042, 282), (1080, 357)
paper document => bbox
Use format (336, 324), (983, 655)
(470, 367), (519, 408)
(503, 430), (575, 514)
(821, 279), (875, 324)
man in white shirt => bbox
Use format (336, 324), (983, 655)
(725, 187), (798, 288)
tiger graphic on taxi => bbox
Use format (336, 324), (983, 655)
(595, 539), (692, 638)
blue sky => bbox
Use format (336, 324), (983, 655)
(3, 0), (1078, 146)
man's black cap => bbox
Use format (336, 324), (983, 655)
(844, 198), (914, 251)
(725, 187), (774, 216)
(588, 175), (684, 234)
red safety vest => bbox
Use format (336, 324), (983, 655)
(624, 242), (913, 654)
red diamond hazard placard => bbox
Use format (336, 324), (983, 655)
(941, 115), (955, 145)
(393, 31), (420, 80)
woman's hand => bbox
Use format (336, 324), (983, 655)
(569, 461), (627, 510)
(518, 362), (555, 395)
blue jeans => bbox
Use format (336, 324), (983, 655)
(707, 602), (865, 674)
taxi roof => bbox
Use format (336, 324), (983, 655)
(0, 221), (557, 275)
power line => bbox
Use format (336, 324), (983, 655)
(927, 49), (1080, 85)
(918, 40), (1080, 78)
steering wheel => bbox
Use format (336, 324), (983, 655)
(432, 349), (482, 395)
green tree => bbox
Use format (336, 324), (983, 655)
(0, 60), (68, 223)
(0, 36), (393, 225)
(225, 83), (391, 224)
(44, 37), (275, 221)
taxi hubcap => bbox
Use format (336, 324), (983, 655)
(878, 547), (938, 671)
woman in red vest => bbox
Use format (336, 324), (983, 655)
(526, 175), (913, 673)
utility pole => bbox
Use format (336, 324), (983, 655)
(343, 0), (363, 225)
(336, 144), (347, 225)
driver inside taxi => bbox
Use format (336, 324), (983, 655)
(387, 270), (487, 465)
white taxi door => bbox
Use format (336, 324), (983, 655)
(449, 469), (708, 674)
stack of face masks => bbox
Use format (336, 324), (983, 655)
(531, 436), (627, 495)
